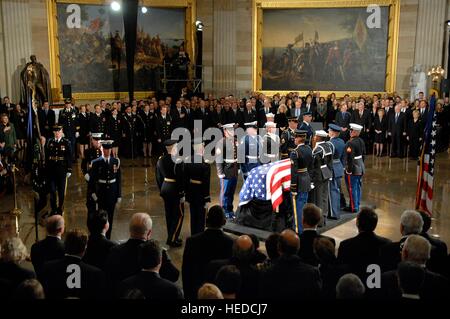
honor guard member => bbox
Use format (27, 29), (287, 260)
(344, 123), (366, 213)
(121, 105), (138, 158)
(261, 121), (279, 164)
(184, 138), (211, 235)
(89, 104), (107, 135)
(156, 139), (185, 247)
(155, 105), (173, 155)
(298, 111), (314, 146)
(88, 140), (122, 239)
(239, 121), (262, 180)
(328, 124), (345, 219)
(81, 133), (103, 218)
(46, 125), (72, 215)
(290, 129), (313, 234)
(216, 123), (239, 219)
(280, 117), (298, 159)
(58, 99), (79, 161)
(309, 130), (334, 226)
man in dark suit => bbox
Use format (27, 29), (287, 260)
(351, 102), (371, 148)
(40, 229), (107, 299)
(260, 229), (322, 299)
(243, 101), (257, 125)
(38, 101), (55, 139)
(105, 213), (179, 291)
(226, 102), (244, 128)
(120, 240), (183, 299)
(335, 103), (351, 141)
(418, 100), (429, 126)
(338, 207), (391, 280)
(171, 100), (188, 129)
(388, 104), (407, 157)
(257, 100), (272, 128)
(193, 99), (210, 132)
(419, 211), (448, 275)
(0, 96), (15, 116)
(205, 235), (259, 299)
(298, 204), (335, 266)
(290, 100), (303, 118)
(31, 215), (65, 279)
(301, 95), (316, 119)
(83, 210), (117, 270)
(182, 205), (234, 299)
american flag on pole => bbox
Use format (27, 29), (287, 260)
(415, 96), (437, 215)
(239, 159), (291, 210)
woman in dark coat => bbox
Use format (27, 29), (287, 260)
(274, 104), (289, 132)
(77, 104), (90, 160)
(407, 109), (423, 160)
(373, 107), (387, 156)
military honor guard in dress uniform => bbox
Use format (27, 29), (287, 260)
(298, 111), (314, 145)
(290, 129), (313, 234)
(239, 121), (262, 180)
(280, 117), (298, 159)
(328, 124), (345, 219)
(344, 123), (366, 213)
(121, 105), (138, 159)
(88, 140), (122, 239)
(183, 138), (211, 235)
(155, 105), (173, 155)
(261, 121), (279, 164)
(106, 108), (121, 157)
(58, 99), (78, 161)
(156, 139), (185, 247)
(45, 125), (72, 215)
(215, 123), (239, 219)
(89, 104), (107, 135)
(309, 130), (334, 225)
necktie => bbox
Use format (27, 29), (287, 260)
(395, 114), (398, 123)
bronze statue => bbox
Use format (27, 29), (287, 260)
(20, 55), (52, 106)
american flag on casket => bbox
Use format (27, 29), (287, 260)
(239, 159), (292, 210)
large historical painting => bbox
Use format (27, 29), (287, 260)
(262, 7), (389, 91)
(56, 3), (185, 94)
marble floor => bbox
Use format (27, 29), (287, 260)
(1, 151), (450, 270)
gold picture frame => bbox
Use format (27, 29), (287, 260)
(46, 0), (196, 101)
(252, 0), (401, 97)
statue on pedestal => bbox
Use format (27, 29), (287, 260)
(409, 64), (427, 101)
(20, 55), (52, 106)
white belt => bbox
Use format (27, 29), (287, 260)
(246, 155), (258, 159)
(98, 179), (116, 184)
(321, 164), (328, 168)
(224, 159), (237, 163)
(264, 154), (277, 158)
(354, 155), (363, 160)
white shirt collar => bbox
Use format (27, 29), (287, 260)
(402, 293), (420, 300)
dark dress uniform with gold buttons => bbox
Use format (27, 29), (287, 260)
(156, 139), (184, 247)
(58, 105), (78, 160)
(121, 112), (138, 158)
(155, 113), (172, 155)
(45, 127), (72, 215)
(88, 142), (121, 239)
(89, 113), (107, 135)
(280, 126), (296, 159)
(184, 140), (211, 235)
(106, 115), (121, 147)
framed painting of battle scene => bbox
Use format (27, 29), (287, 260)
(252, 0), (400, 95)
(46, 0), (196, 101)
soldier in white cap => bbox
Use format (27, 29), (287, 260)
(344, 123), (366, 213)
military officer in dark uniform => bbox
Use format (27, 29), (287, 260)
(89, 104), (107, 135)
(216, 123), (238, 219)
(88, 140), (122, 239)
(155, 104), (172, 156)
(58, 99), (78, 161)
(290, 129), (313, 234)
(328, 124), (345, 219)
(280, 117), (297, 159)
(121, 105), (138, 159)
(184, 138), (211, 235)
(156, 139), (184, 247)
(298, 111), (314, 146)
(45, 125), (72, 215)
(261, 121), (279, 164)
(81, 132), (103, 220)
(309, 130), (334, 226)
(344, 123), (366, 213)
(238, 121), (262, 180)
(106, 108), (121, 157)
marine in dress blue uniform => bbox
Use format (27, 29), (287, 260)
(88, 140), (122, 239)
(328, 124), (345, 219)
(216, 123), (239, 219)
(298, 111), (314, 146)
(239, 121), (262, 180)
(290, 129), (313, 234)
(344, 123), (366, 213)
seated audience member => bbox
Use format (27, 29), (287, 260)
(299, 204), (335, 266)
(31, 215), (65, 278)
(206, 235), (259, 299)
(0, 237), (35, 298)
(249, 234), (267, 265)
(379, 210), (423, 272)
(260, 229), (322, 299)
(314, 237), (350, 299)
(122, 288), (146, 299)
(418, 210), (448, 275)
(182, 205), (234, 299)
(338, 207), (391, 279)
(336, 274), (365, 299)
(197, 283), (224, 299)
(120, 240), (183, 300)
(378, 235), (450, 300)
(257, 233), (280, 272)
(215, 265), (241, 299)
(13, 279), (45, 300)
(397, 262), (425, 301)
(105, 213), (179, 290)
(40, 229), (106, 299)
(83, 210), (117, 270)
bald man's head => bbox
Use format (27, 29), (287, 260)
(46, 215), (65, 236)
(129, 213), (153, 240)
(279, 229), (300, 255)
(232, 235), (254, 262)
